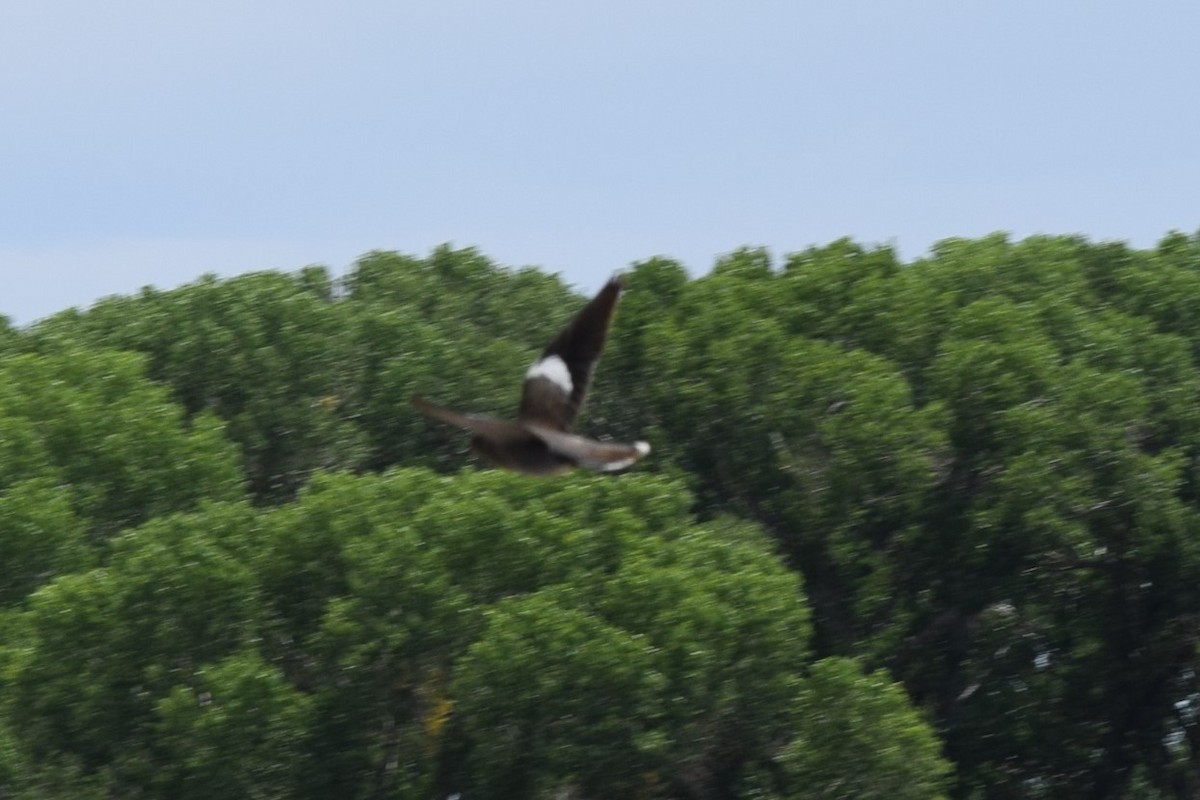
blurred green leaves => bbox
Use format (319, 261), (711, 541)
(5, 232), (1200, 798)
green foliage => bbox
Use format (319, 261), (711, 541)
(0, 478), (87, 605)
(455, 594), (667, 799)
(594, 518), (811, 754)
(23, 246), (587, 497)
(152, 651), (312, 800)
(773, 657), (951, 800)
(451, 510), (812, 799)
(0, 349), (242, 537)
(11, 505), (263, 779)
(6, 232), (1200, 798)
(0, 463), (830, 799)
(30, 271), (364, 502)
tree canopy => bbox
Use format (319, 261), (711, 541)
(5, 230), (1200, 798)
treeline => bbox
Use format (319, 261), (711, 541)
(2, 231), (1200, 798)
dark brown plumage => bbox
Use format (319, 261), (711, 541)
(412, 275), (650, 476)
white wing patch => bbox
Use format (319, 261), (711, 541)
(525, 354), (572, 394)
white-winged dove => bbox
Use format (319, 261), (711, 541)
(412, 275), (650, 475)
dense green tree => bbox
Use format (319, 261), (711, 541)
(31, 271), (365, 502)
(24, 246), (592, 497)
(0, 315), (19, 355)
(625, 264), (945, 656)
(1, 465), (948, 800)
(0, 349), (242, 538)
(151, 651), (313, 800)
(10, 504), (262, 779)
(7, 232), (1200, 798)
(590, 231), (1200, 798)
(454, 594), (667, 799)
(343, 303), (530, 471)
(0, 478), (87, 606)
(343, 246), (579, 350)
(769, 657), (952, 800)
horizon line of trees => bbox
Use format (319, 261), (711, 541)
(2, 228), (1200, 798)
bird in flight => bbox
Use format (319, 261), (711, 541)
(412, 275), (650, 475)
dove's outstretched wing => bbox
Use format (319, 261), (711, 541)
(518, 276), (623, 432)
(523, 423), (651, 473)
(411, 395), (527, 443)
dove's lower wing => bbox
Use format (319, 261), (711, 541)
(523, 422), (650, 473)
(411, 395), (528, 442)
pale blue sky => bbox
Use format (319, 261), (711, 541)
(3, 1), (1198, 324)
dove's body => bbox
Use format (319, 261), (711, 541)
(412, 275), (650, 475)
